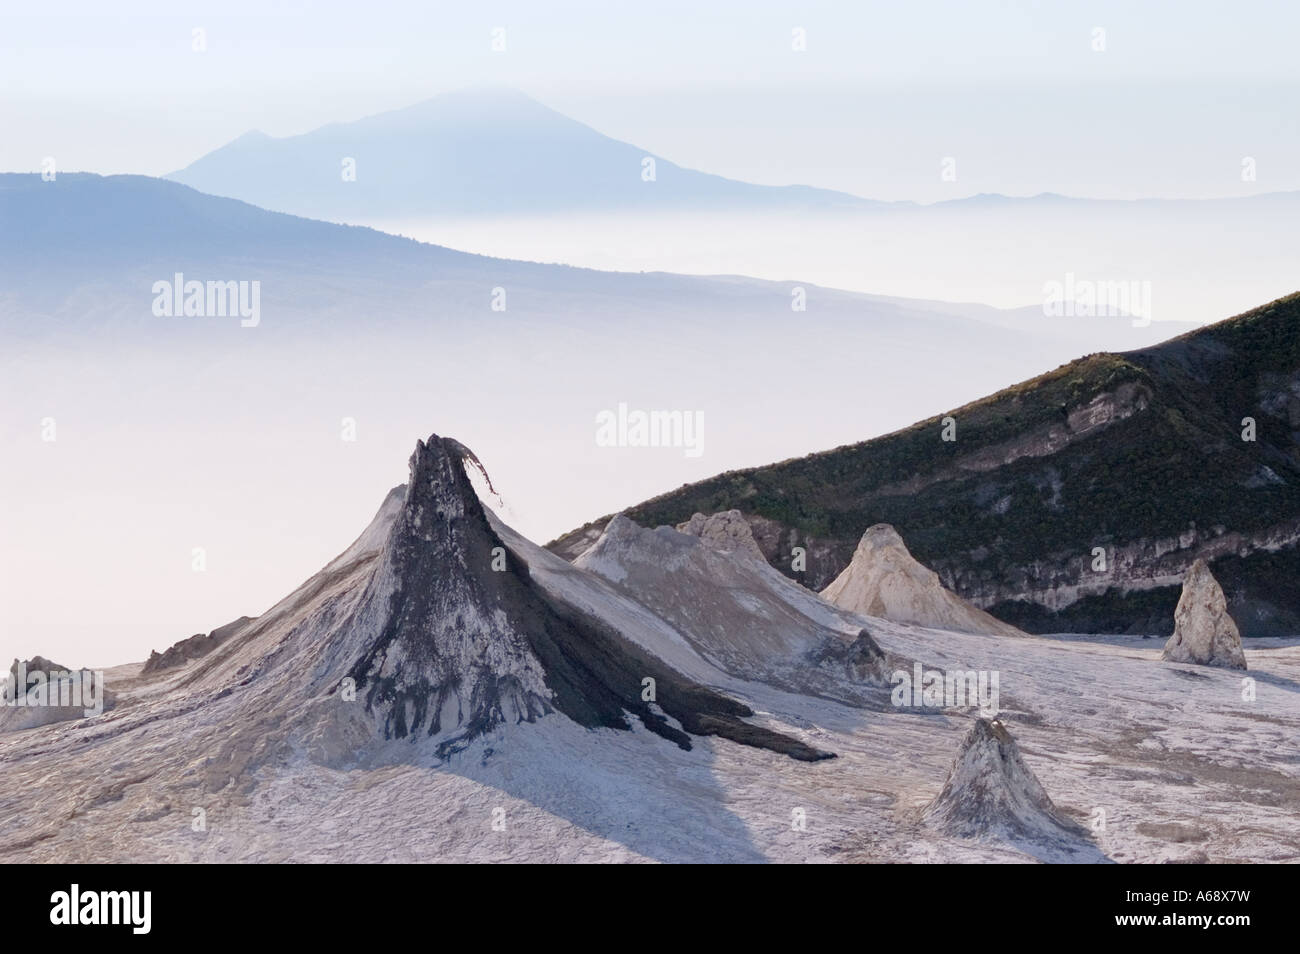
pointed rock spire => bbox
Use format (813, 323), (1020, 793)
(820, 524), (1026, 638)
(922, 718), (1086, 843)
(342, 433), (833, 761)
(1161, 558), (1247, 669)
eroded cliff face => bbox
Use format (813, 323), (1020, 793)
(875, 382), (1153, 498)
(559, 506), (1300, 636)
(961, 520), (1300, 636)
(749, 523), (1299, 637)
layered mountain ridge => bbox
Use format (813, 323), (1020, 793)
(821, 524), (1027, 639)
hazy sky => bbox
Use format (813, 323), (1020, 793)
(4, 0), (1299, 201)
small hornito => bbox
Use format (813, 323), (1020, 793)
(338, 434), (833, 761)
(922, 718), (1088, 846)
(676, 510), (766, 560)
(820, 524), (1027, 638)
(1160, 558), (1248, 670)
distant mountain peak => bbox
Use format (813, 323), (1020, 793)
(165, 89), (877, 217)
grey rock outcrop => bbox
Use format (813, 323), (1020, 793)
(2, 656), (114, 731)
(142, 616), (256, 675)
(676, 510), (766, 560)
(1161, 559), (1247, 669)
(922, 718), (1087, 843)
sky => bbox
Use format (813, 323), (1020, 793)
(4, 0), (1299, 201)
